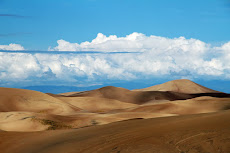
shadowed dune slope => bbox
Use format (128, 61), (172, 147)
(0, 87), (80, 114)
(67, 86), (195, 104)
(134, 79), (221, 94)
(0, 110), (230, 153)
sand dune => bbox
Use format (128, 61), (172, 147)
(1, 93), (229, 132)
(0, 111), (174, 132)
(67, 86), (195, 104)
(127, 96), (230, 115)
(64, 82), (228, 105)
(134, 79), (221, 93)
(0, 79), (230, 152)
(57, 97), (137, 112)
(0, 110), (230, 153)
(0, 87), (80, 114)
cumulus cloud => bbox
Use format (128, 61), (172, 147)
(0, 43), (25, 50)
(220, 41), (230, 52)
(48, 32), (226, 77)
(215, 41), (230, 78)
(49, 32), (208, 53)
(1, 33), (230, 87)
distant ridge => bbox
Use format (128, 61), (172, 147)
(134, 79), (221, 94)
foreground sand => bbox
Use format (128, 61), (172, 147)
(0, 79), (230, 153)
(0, 110), (230, 153)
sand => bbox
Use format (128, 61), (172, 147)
(0, 110), (230, 153)
(0, 79), (230, 153)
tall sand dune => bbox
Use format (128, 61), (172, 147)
(134, 79), (221, 93)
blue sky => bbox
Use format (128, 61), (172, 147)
(1, 0), (230, 50)
(1, 0), (230, 93)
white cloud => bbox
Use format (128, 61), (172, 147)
(0, 43), (24, 51)
(220, 41), (230, 51)
(215, 41), (230, 78)
(1, 33), (230, 87)
(49, 32), (208, 53)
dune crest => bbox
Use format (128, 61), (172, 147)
(134, 79), (221, 94)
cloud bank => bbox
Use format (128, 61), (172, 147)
(1, 33), (230, 87)
(0, 43), (25, 50)
(49, 32), (208, 52)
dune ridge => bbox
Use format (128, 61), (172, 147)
(67, 86), (195, 104)
(134, 79), (221, 93)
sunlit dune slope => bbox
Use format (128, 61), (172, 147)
(0, 112), (49, 131)
(57, 97), (137, 112)
(0, 87), (80, 114)
(58, 91), (80, 96)
(134, 79), (221, 93)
